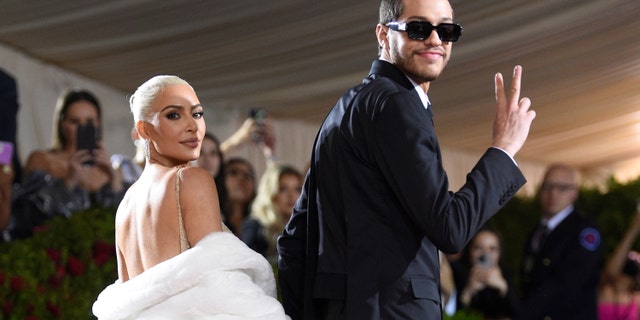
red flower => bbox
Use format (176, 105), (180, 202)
(46, 248), (62, 264)
(10, 276), (25, 291)
(93, 240), (112, 254)
(67, 256), (85, 276)
(93, 241), (114, 266)
(48, 266), (66, 288)
(25, 316), (38, 320)
(2, 301), (13, 315)
(33, 225), (50, 233)
(46, 301), (61, 317)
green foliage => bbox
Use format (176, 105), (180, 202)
(0, 208), (117, 319)
(1, 176), (640, 318)
(444, 310), (483, 320)
(490, 175), (640, 294)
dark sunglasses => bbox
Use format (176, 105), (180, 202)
(386, 21), (462, 42)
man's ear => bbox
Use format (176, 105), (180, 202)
(136, 120), (149, 140)
(376, 23), (389, 50)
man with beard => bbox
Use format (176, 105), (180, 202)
(277, 0), (536, 319)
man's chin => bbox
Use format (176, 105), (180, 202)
(407, 71), (440, 84)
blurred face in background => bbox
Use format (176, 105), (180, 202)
(272, 172), (302, 219)
(62, 101), (100, 150)
(198, 136), (221, 177)
(539, 166), (578, 219)
(224, 161), (255, 204)
(469, 230), (501, 267)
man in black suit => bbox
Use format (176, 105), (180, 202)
(519, 164), (603, 320)
(277, 0), (536, 319)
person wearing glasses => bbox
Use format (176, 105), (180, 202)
(277, 0), (535, 319)
(519, 164), (603, 320)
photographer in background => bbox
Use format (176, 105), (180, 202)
(7, 89), (126, 240)
(453, 227), (521, 319)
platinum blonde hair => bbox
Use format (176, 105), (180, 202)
(250, 164), (302, 254)
(129, 75), (191, 123)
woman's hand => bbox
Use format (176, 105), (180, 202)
(482, 266), (508, 296)
(66, 149), (93, 189)
(93, 147), (123, 192)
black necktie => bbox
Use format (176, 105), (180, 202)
(426, 104), (434, 125)
(531, 223), (549, 253)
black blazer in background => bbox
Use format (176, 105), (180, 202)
(277, 60), (527, 320)
(0, 69), (21, 181)
(519, 209), (603, 320)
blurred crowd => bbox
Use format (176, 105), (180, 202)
(1, 66), (639, 320)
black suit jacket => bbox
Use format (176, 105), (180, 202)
(0, 69), (21, 181)
(519, 209), (603, 320)
(277, 60), (526, 320)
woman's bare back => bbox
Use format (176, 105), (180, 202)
(115, 164), (222, 281)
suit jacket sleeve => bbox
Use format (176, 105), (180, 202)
(372, 90), (525, 252)
(277, 173), (312, 319)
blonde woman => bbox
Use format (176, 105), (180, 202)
(242, 164), (302, 260)
(92, 75), (288, 319)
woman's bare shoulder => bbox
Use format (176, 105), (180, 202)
(177, 166), (217, 191)
(25, 149), (55, 172)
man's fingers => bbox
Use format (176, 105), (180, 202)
(509, 65), (522, 107)
(494, 72), (505, 103)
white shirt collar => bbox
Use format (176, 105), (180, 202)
(544, 204), (574, 231)
(405, 75), (431, 109)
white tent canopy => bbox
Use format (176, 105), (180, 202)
(1, 0), (639, 194)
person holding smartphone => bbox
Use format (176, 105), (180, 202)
(9, 89), (126, 239)
(452, 227), (522, 319)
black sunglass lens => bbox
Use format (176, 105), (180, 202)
(404, 21), (461, 42)
(405, 22), (430, 40)
(437, 24), (457, 41)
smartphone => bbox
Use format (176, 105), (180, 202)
(249, 108), (267, 124)
(76, 123), (98, 151)
(0, 141), (14, 166)
(76, 123), (98, 165)
(477, 254), (493, 268)
(248, 108), (267, 143)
